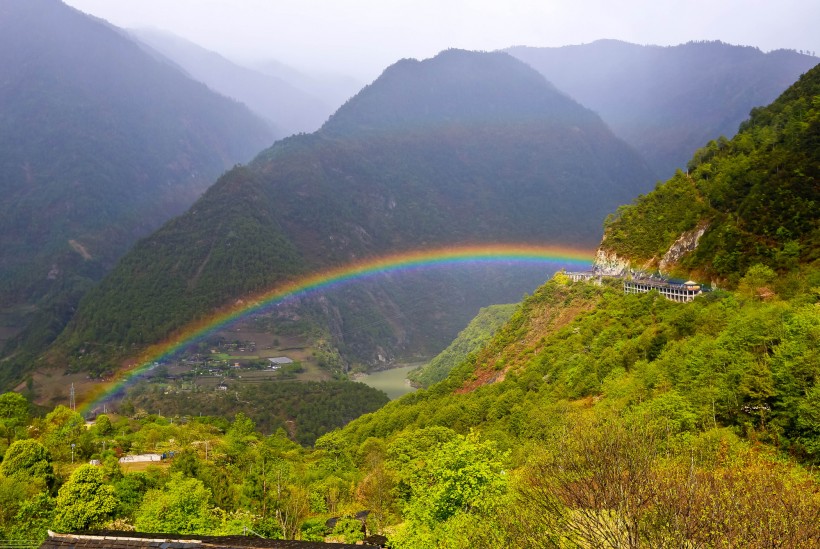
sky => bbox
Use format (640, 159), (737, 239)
(64, 0), (820, 81)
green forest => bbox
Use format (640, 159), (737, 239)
(125, 379), (390, 446)
(602, 66), (820, 285)
(0, 0), (274, 384)
(1, 20), (819, 549)
(38, 49), (655, 384)
(2, 261), (819, 545)
(407, 303), (516, 388)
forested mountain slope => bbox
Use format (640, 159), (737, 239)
(315, 62), (820, 546)
(407, 303), (516, 389)
(508, 40), (818, 177)
(0, 0), (275, 373)
(2, 61), (819, 546)
(47, 49), (656, 379)
(131, 29), (332, 136)
(600, 63), (820, 286)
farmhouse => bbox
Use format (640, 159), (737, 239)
(268, 357), (293, 370)
(118, 453), (162, 463)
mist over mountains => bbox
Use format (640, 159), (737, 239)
(1, 0), (817, 392)
(508, 40), (818, 177)
(49, 49), (656, 376)
(0, 0), (274, 362)
(130, 28), (346, 136)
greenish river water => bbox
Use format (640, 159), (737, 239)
(358, 364), (419, 400)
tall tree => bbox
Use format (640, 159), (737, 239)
(0, 392), (29, 445)
(0, 439), (55, 490)
(53, 465), (117, 532)
(134, 473), (220, 534)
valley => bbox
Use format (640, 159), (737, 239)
(0, 1), (818, 545)
(356, 364), (420, 400)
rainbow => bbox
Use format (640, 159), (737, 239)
(78, 243), (593, 414)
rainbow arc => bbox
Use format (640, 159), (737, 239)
(79, 243), (593, 413)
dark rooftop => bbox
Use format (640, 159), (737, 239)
(40, 532), (381, 549)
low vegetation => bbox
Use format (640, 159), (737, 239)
(408, 303), (516, 388)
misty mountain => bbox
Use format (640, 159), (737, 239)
(0, 0), (275, 363)
(130, 28), (336, 136)
(251, 58), (363, 113)
(508, 40), (818, 177)
(49, 49), (656, 379)
(599, 62), (820, 286)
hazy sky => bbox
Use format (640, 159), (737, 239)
(64, 0), (820, 81)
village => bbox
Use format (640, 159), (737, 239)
(143, 323), (326, 395)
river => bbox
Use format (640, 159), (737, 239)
(358, 364), (419, 400)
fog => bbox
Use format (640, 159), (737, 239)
(64, 0), (820, 82)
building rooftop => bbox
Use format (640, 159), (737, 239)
(40, 532), (381, 549)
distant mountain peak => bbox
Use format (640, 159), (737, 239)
(129, 27), (339, 136)
(48, 47), (655, 379)
(322, 49), (591, 136)
(507, 40), (818, 177)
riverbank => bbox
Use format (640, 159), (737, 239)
(356, 363), (422, 400)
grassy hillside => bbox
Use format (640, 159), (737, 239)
(6, 268), (817, 544)
(302, 61), (820, 545)
(342, 268), (820, 451)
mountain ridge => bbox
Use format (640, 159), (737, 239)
(42, 49), (656, 381)
(598, 63), (820, 285)
(130, 28), (333, 136)
(508, 40), (818, 177)
(0, 0), (275, 376)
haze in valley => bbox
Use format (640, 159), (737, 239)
(63, 0), (820, 82)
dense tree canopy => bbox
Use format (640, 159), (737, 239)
(601, 63), (820, 285)
(53, 465), (117, 532)
(0, 439), (54, 489)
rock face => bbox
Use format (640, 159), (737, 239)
(659, 223), (710, 274)
(594, 249), (631, 276)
